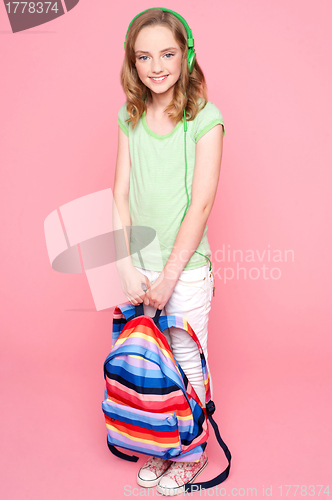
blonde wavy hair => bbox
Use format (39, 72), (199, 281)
(120, 8), (208, 129)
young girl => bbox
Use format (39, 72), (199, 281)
(113, 7), (225, 496)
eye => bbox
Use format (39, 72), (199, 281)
(138, 55), (149, 61)
(164, 53), (174, 59)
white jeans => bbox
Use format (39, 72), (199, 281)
(133, 263), (215, 407)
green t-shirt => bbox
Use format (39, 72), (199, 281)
(117, 99), (225, 271)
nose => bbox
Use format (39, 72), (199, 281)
(151, 57), (164, 74)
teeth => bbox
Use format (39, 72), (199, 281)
(151, 76), (167, 81)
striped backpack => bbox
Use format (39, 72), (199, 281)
(102, 302), (231, 492)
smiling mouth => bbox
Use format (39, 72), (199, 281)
(149, 75), (169, 82)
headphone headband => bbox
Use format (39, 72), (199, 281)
(124, 7), (196, 73)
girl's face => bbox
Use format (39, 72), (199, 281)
(134, 25), (182, 101)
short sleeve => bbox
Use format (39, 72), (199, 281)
(193, 101), (225, 143)
(118, 103), (130, 136)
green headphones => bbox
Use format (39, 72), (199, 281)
(124, 8), (212, 271)
(124, 7), (196, 74)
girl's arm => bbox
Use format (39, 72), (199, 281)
(163, 123), (224, 283)
(112, 126), (132, 270)
(112, 125), (151, 304)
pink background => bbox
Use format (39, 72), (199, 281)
(1, 0), (331, 498)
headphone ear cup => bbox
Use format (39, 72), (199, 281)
(187, 47), (196, 73)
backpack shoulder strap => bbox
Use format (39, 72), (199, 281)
(185, 411), (232, 492)
(158, 313), (212, 405)
(157, 313), (232, 490)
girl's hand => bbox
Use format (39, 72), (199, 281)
(143, 270), (176, 310)
(118, 264), (151, 306)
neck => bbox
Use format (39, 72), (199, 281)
(146, 88), (174, 114)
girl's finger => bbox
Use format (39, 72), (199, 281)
(127, 293), (142, 306)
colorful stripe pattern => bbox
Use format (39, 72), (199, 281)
(103, 303), (211, 462)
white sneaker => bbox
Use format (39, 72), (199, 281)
(137, 456), (173, 488)
(157, 452), (208, 496)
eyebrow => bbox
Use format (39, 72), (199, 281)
(135, 47), (178, 55)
